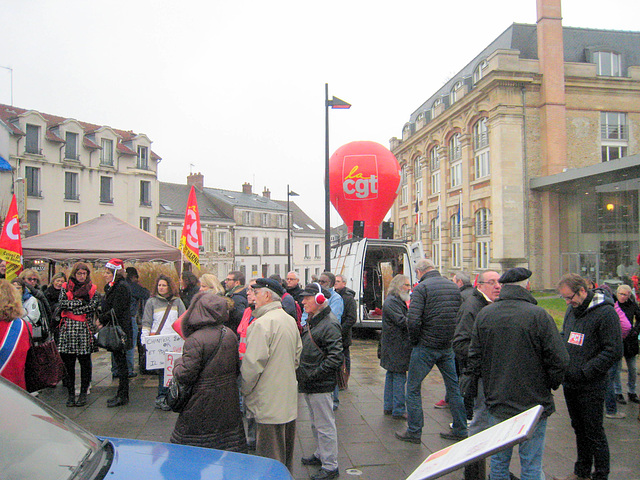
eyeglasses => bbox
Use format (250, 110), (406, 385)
(478, 280), (499, 286)
(560, 291), (579, 302)
(318, 279), (329, 284)
(286, 277), (296, 281)
(27, 277), (39, 282)
(225, 278), (235, 283)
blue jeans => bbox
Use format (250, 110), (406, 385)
(614, 355), (637, 395)
(489, 413), (547, 480)
(384, 370), (407, 416)
(406, 346), (467, 436)
(605, 362), (619, 414)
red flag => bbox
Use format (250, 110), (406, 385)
(178, 186), (202, 269)
(0, 195), (23, 280)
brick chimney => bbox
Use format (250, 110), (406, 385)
(262, 187), (271, 199)
(242, 182), (252, 194)
(536, 0), (567, 175)
(187, 172), (204, 191)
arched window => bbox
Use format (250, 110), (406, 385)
(450, 214), (461, 268)
(473, 60), (488, 85)
(430, 146), (440, 195)
(401, 164), (408, 204)
(473, 118), (490, 179)
(450, 81), (463, 104)
(449, 134), (461, 161)
(475, 208), (490, 236)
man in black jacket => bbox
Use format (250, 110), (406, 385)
(224, 270), (248, 333)
(396, 259), (466, 444)
(297, 283), (343, 480)
(553, 274), (622, 480)
(464, 267), (569, 480)
(334, 275), (356, 379)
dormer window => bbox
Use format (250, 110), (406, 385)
(450, 81), (463, 104)
(594, 51), (622, 77)
(473, 60), (488, 85)
(101, 138), (114, 166)
(25, 124), (41, 155)
(137, 146), (149, 169)
(65, 132), (79, 160)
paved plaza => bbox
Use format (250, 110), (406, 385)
(38, 337), (640, 480)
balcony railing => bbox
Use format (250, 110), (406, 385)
(474, 132), (489, 150)
(601, 125), (628, 140)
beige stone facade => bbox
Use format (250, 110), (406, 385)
(390, 5), (640, 288)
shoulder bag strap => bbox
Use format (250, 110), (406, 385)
(189, 326), (227, 386)
(153, 300), (175, 336)
(306, 323), (325, 358)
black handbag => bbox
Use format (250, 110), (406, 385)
(166, 326), (226, 413)
(24, 322), (66, 393)
(96, 309), (127, 352)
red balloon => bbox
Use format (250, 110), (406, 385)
(329, 141), (401, 239)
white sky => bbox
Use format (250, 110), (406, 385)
(1, 0), (638, 227)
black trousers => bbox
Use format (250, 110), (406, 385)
(564, 386), (609, 480)
(61, 353), (92, 394)
(112, 349), (129, 399)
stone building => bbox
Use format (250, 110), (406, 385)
(390, 0), (640, 288)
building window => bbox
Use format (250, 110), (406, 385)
(304, 244), (310, 259)
(263, 237), (269, 255)
(167, 229), (178, 247)
(476, 240), (490, 269)
(262, 212), (268, 226)
(140, 180), (151, 206)
(474, 151), (490, 180)
(65, 212), (78, 227)
(450, 161), (462, 188)
(274, 264), (280, 276)
(430, 217), (439, 241)
(137, 146), (149, 169)
(243, 211), (252, 225)
(239, 236), (249, 253)
(413, 157), (422, 178)
(304, 268), (310, 285)
(431, 244), (440, 268)
(252, 237), (258, 255)
(401, 164), (408, 186)
(401, 184), (408, 205)
(100, 176), (113, 204)
(451, 214), (461, 239)
(64, 172), (79, 200)
(139, 217), (150, 232)
(475, 208), (490, 236)
(26, 210), (39, 237)
(452, 242), (461, 268)
(601, 112), (628, 162)
(431, 98), (442, 118)
(449, 134), (461, 161)
(218, 231), (228, 252)
(473, 60), (488, 85)
(416, 178), (423, 201)
(431, 170), (440, 195)
(25, 124), (40, 155)
(65, 132), (79, 160)
(429, 146), (440, 171)
(594, 51), (622, 77)
(277, 215), (285, 228)
(474, 118), (489, 149)
(473, 118), (490, 179)
(401, 223), (408, 240)
(450, 81), (463, 104)
(25, 166), (40, 197)
(314, 244), (321, 259)
(101, 139), (114, 166)
(204, 231), (213, 253)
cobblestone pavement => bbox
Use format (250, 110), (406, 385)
(38, 337), (640, 480)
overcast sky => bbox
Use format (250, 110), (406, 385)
(1, 0), (638, 227)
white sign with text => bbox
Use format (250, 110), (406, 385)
(163, 352), (182, 387)
(144, 333), (184, 370)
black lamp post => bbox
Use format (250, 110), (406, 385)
(324, 83), (351, 272)
(287, 185), (299, 273)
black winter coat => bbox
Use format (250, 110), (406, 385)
(297, 306), (343, 394)
(407, 270), (461, 348)
(226, 287), (248, 334)
(618, 298), (640, 358)
(466, 285), (569, 420)
(561, 290), (623, 391)
(452, 289), (490, 365)
(336, 287), (357, 348)
(380, 293), (411, 373)
(103, 276), (132, 349)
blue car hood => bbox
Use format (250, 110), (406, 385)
(104, 437), (292, 480)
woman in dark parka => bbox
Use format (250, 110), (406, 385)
(380, 274), (413, 418)
(170, 291), (247, 452)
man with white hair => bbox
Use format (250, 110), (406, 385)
(241, 277), (302, 472)
(396, 258), (467, 444)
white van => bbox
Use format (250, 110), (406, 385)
(331, 238), (423, 329)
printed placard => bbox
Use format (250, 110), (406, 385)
(163, 352), (182, 387)
(144, 333), (184, 370)
(568, 331), (585, 346)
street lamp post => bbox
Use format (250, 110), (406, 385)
(286, 185), (299, 273)
(324, 83), (351, 272)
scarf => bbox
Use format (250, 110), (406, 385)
(67, 276), (93, 301)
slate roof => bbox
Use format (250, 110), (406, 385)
(0, 103), (161, 161)
(158, 182), (233, 223)
(273, 200), (324, 234)
(203, 187), (288, 213)
(408, 23), (640, 124)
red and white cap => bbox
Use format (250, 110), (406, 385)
(105, 258), (124, 271)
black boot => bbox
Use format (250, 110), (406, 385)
(66, 392), (76, 407)
(106, 395), (129, 407)
(76, 392), (88, 407)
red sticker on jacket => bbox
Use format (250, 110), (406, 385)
(568, 332), (584, 346)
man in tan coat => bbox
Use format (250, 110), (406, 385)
(241, 277), (302, 472)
